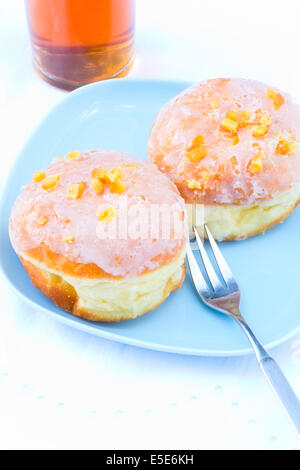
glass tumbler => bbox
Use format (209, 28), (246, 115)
(25, 0), (136, 90)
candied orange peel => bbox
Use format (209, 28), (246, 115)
(91, 167), (126, 193)
(225, 110), (238, 121)
(276, 136), (297, 155)
(187, 171), (209, 190)
(249, 151), (263, 173)
(250, 112), (271, 138)
(231, 135), (240, 146)
(110, 168), (124, 181)
(110, 180), (126, 194)
(288, 140), (297, 154)
(187, 147), (207, 162)
(37, 215), (48, 226)
(251, 125), (269, 138)
(186, 135), (207, 162)
(91, 168), (109, 180)
(32, 170), (45, 182)
(189, 135), (205, 148)
(67, 182), (86, 200)
(62, 234), (75, 243)
(42, 174), (60, 191)
(237, 110), (251, 128)
(221, 117), (239, 134)
(220, 109), (249, 135)
(97, 207), (117, 223)
(67, 151), (82, 160)
(91, 178), (105, 194)
(259, 113), (271, 127)
(221, 108), (271, 140)
(187, 179), (203, 190)
(266, 88), (285, 110)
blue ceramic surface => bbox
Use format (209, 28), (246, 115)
(1, 79), (300, 356)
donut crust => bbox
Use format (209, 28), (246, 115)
(188, 187), (300, 240)
(19, 251), (186, 322)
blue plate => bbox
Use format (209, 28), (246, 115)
(1, 78), (300, 356)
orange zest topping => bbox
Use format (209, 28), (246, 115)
(249, 152), (263, 173)
(91, 168), (108, 180)
(91, 178), (104, 194)
(109, 168), (124, 182)
(237, 110), (250, 128)
(221, 118), (238, 134)
(42, 174), (60, 191)
(225, 110), (238, 121)
(259, 113), (271, 127)
(266, 88), (285, 110)
(32, 170), (45, 182)
(67, 182), (86, 200)
(186, 147), (207, 162)
(276, 136), (297, 155)
(273, 93), (285, 110)
(37, 216), (48, 226)
(91, 167), (126, 193)
(231, 135), (240, 146)
(97, 207), (117, 223)
(220, 108), (272, 142)
(266, 88), (276, 99)
(108, 168), (125, 193)
(190, 134), (205, 148)
(67, 151), (82, 160)
(110, 180), (126, 193)
(251, 125), (269, 138)
(187, 179), (203, 190)
(185, 134), (209, 163)
(288, 140), (297, 154)
(92, 168), (123, 183)
(187, 171), (209, 190)
(186, 135), (207, 162)
(221, 108), (251, 136)
(62, 234), (75, 243)
(250, 112), (271, 138)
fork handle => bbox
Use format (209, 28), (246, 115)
(236, 316), (300, 438)
(259, 356), (300, 436)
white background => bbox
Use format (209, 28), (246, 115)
(1, 0), (300, 450)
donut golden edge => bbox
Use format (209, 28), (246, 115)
(18, 246), (186, 322)
(186, 187), (300, 241)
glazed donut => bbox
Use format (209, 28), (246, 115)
(9, 150), (187, 321)
(148, 78), (300, 240)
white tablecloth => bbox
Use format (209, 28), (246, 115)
(1, 0), (300, 450)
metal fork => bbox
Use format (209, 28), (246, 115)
(186, 224), (300, 438)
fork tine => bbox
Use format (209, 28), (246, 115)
(193, 227), (223, 292)
(204, 224), (238, 289)
(186, 243), (211, 298)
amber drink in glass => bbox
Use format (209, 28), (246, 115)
(25, 0), (136, 90)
